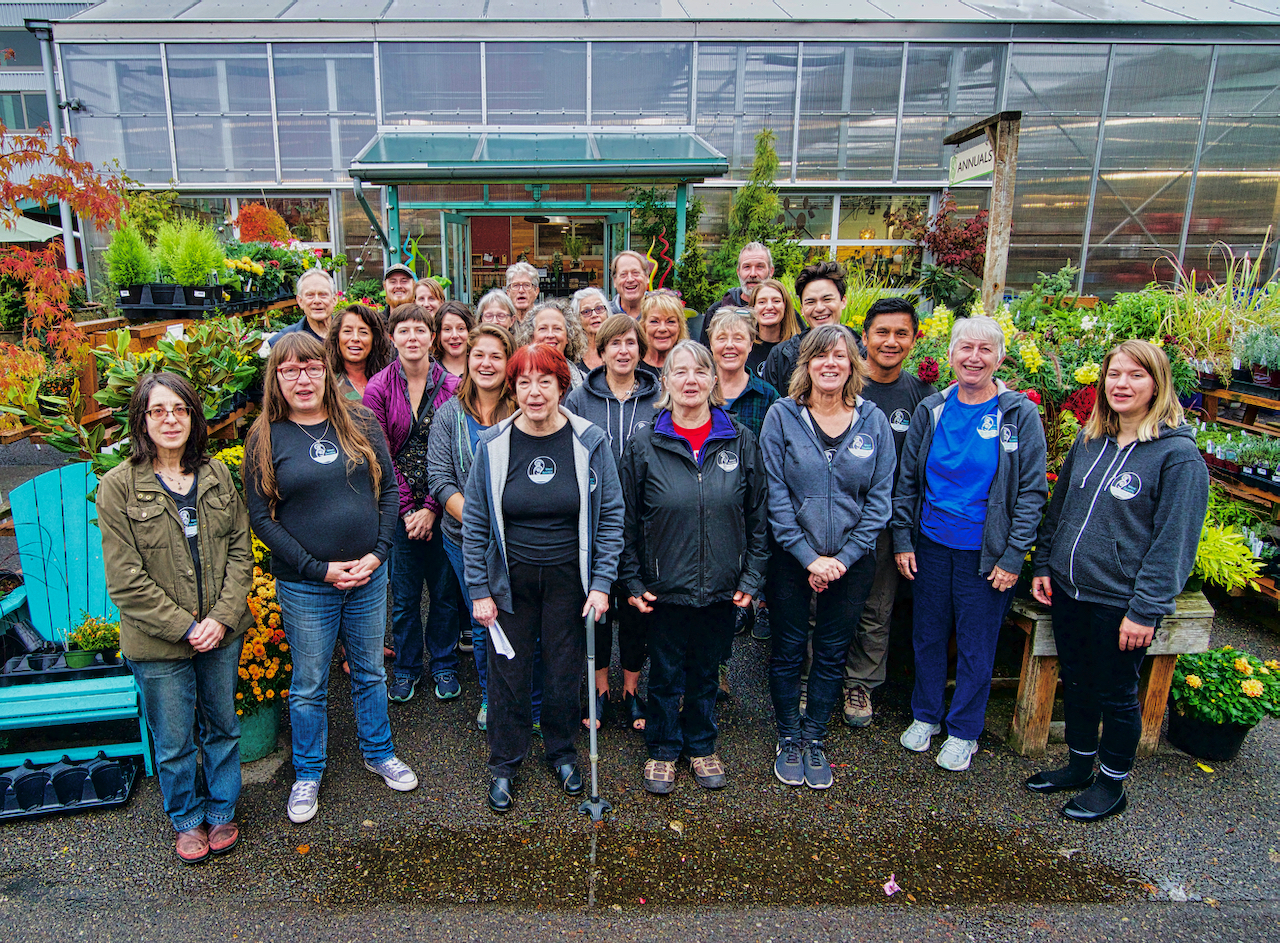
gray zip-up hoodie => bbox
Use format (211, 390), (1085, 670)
(562, 365), (662, 466)
(892, 380), (1048, 576)
(759, 395), (896, 568)
(1032, 424), (1209, 627)
(426, 396), (486, 547)
(461, 407), (625, 614)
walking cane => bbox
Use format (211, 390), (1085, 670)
(578, 607), (612, 822)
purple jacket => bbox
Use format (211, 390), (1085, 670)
(363, 359), (461, 516)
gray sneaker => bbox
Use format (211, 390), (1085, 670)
(935, 736), (979, 772)
(899, 719), (942, 752)
(388, 675), (417, 703)
(843, 685), (873, 727)
(287, 780), (319, 823)
(774, 738), (804, 787)
(476, 698), (488, 731)
(803, 740), (833, 790)
(364, 756), (419, 791)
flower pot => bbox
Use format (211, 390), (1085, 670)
(144, 283), (178, 306)
(182, 285), (219, 307)
(238, 701), (281, 763)
(1181, 574), (1205, 594)
(26, 652), (59, 671)
(116, 285), (144, 306)
(1251, 364), (1274, 387)
(1166, 708), (1254, 761)
(64, 649), (96, 669)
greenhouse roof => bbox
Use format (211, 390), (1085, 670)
(59, 0), (1280, 24)
(349, 130), (728, 184)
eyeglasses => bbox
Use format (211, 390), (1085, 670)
(581, 304), (610, 318)
(276, 363), (326, 382)
(481, 311), (512, 323)
(146, 405), (191, 421)
(508, 281), (536, 292)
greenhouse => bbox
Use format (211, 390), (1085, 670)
(36, 1), (1280, 298)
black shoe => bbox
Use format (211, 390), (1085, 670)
(734, 605), (751, 636)
(1025, 770), (1096, 794)
(487, 777), (514, 814)
(554, 763), (583, 796)
(1062, 789), (1127, 822)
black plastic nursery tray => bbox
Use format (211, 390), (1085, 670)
(0, 653), (131, 687)
(0, 754), (139, 821)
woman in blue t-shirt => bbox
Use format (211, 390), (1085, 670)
(891, 316), (1047, 773)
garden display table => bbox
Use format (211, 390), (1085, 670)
(1005, 591), (1213, 756)
(1200, 387), (1280, 437)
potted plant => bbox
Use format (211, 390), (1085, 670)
(169, 221), (227, 308)
(1188, 518), (1262, 594)
(1169, 646), (1280, 761)
(103, 224), (155, 306)
(238, 567), (291, 762)
(66, 614), (120, 668)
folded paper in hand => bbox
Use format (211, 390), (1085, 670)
(490, 621), (515, 660)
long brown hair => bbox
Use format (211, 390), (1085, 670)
(326, 303), (393, 381)
(245, 332), (383, 517)
(430, 300), (477, 362)
(1083, 339), (1184, 442)
(129, 372), (208, 474)
(457, 324), (517, 425)
(789, 324), (866, 406)
(749, 278), (802, 342)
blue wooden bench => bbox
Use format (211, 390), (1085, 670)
(0, 464), (154, 775)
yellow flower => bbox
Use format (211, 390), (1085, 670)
(235, 692), (243, 700)
(1234, 657), (1253, 676)
(1185, 674), (1203, 689)
(1242, 678), (1264, 698)
(1265, 660), (1279, 671)
(1019, 339), (1044, 375)
(236, 708), (243, 716)
(1074, 362), (1100, 385)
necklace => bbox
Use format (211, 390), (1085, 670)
(293, 419), (339, 464)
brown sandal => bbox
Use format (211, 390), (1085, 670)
(690, 754), (728, 789)
(643, 759), (677, 794)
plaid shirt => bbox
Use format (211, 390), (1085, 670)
(726, 374), (780, 441)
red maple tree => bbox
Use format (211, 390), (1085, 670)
(892, 192), (989, 277)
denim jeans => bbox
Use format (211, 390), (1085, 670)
(768, 546), (877, 742)
(276, 566), (395, 781)
(1052, 592), (1153, 775)
(645, 601), (734, 761)
(128, 642), (242, 832)
(444, 533), (487, 698)
(910, 533), (1015, 741)
(390, 516), (460, 683)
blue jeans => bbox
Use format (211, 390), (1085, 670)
(646, 601), (734, 761)
(768, 547), (877, 742)
(276, 566), (395, 781)
(910, 532), (1015, 741)
(390, 517), (461, 683)
(128, 642), (242, 832)
(444, 533), (488, 698)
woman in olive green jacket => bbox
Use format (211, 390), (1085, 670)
(98, 373), (253, 866)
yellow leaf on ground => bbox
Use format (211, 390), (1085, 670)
(1197, 762), (1215, 773)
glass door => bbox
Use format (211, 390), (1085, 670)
(602, 211), (630, 299)
(441, 212), (472, 304)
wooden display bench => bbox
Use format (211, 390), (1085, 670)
(1200, 387), (1280, 437)
(1005, 591), (1213, 756)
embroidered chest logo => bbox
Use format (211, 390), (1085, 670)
(717, 451), (740, 472)
(528, 457), (557, 484)
(889, 409), (911, 433)
(1109, 472), (1142, 500)
(848, 433), (875, 459)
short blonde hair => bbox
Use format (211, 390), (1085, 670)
(656, 340), (726, 411)
(1083, 340), (1185, 442)
(708, 306), (759, 344)
(788, 324), (866, 406)
(640, 292), (690, 344)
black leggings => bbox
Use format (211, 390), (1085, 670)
(1051, 590), (1154, 776)
(593, 582), (649, 676)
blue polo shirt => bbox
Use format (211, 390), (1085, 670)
(920, 394), (1000, 551)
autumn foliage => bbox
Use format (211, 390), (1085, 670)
(891, 193), (989, 277)
(234, 203), (290, 243)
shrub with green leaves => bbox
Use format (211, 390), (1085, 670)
(154, 219), (226, 285)
(1171, 646), (1280, 727)
(103, 224), (155, 286)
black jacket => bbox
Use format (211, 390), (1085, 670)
(619, 407), (769, 607)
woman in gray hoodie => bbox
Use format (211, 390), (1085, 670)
(564, 314), (662, 731)
(1028, 340), (1208, 822)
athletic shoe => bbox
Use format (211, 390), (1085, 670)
(388, 675), (417, 703)
(363, 755), (419, 791)
(287, 780), (320, 823)
(803, 740), (833, 789)
(843, 685), (873, 727)
(476, 698), (488, 731)
(751, 604), (771, 641)
(434, 671), (461, 700)
(899, 719), (942, 752)
(935, 736), (979, 772)
(458, 631), (474, 653)
(774, 738), (804, 786)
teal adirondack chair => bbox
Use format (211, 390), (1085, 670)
(0, 463), (154, 775)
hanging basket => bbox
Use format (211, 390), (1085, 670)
(238, 701), (281, 763)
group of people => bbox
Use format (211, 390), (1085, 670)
(96, 245), (1208, 864)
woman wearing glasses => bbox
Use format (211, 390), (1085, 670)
(505, 262), (540, 323)
(245, 333), (418, 826)
(572, 288), (611, 372)
(99, 373), (254, 864)
(476, 290), (518, 333)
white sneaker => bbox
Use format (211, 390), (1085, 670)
(287, 780), (320, 823)
(364, 755), (419, 791)
(899, 719), (942, 752)
(936, 736), (979, 771)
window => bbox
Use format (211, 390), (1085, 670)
(273, 44), (375, 182)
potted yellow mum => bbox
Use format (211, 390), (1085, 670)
(1168, 646), (1280, 761)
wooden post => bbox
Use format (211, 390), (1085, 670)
(982, 116), (1020, 316)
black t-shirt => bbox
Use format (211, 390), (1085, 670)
(503, 423), (580, 566)
(747, 340), (777, 380)
(863, 372), (935, 465)
(159, 469), (202, 613)
(811, 412), (851, 463)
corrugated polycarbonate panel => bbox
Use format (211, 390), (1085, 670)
(0, 2), (89, 26)
(1198, 115), (1280, 170)
(1208, 46), (1280, 116)
(800, 44), (903, 116)
(591, 42), (692, 125)
(795, 115), (898, 181)
(167, 44), (270, 114)
(902, 44), (1003, 116)
(1013, 172), (1093, 237)
(1089, 172), (1191, 244)
(380, 42), (481, 124)
(1106, 45), (1213, 116)
(695, 43), (798, 175)
(1016, 116), (1100, 172)
(1185, 171), (1280, 247)
(486, 42), (587, 125)
(1099, 114), (1202, 170)
(1006, 44), (1109, 115)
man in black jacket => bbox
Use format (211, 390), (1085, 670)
(700, 242), (774, 341)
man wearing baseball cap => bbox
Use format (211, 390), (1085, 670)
(383, 263), (416, 321)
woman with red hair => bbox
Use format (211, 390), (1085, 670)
(462, 344), (625, 814)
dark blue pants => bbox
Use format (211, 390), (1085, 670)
(769, 547), (877, 741)
(1052, 591), (1151, 775)
(910, 532), (1014, 741)
(389, 517), (460, 683)
(645, 600), (734, 761)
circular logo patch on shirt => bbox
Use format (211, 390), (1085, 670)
(1109, 472), (1142, 500)
(717, 451), (740, 472)
(589, 468), (598, 493)
(528, 457), (557, 484)
(976, 414), (1000, 439)
(848, 433), (875, 459)
(889, 409), (911, 433)
(310, 440), (339, 465)
(755, 362), (767, 378)
(179, 506), (198, 538)
(1000, 424), (1019, 452)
